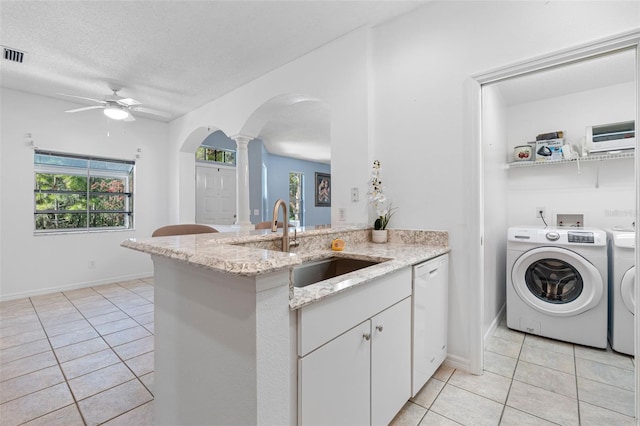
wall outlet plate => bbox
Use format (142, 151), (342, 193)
(351, 187), (359, 202)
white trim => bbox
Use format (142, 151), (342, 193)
(443, 354), (471, 373)
(634, 36), (640, 421)
(472, 29), (640, 85)
(0, 272), (154, 302)
(473, 29), (640, 415)
(464, 76), (484, 376)
(484, 304), (506, 347)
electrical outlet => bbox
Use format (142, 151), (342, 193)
(351, 187), (359, 202)
(536, 207), (546, 219)
(88, 260), (96, 269)
(338, 208), (347, 222)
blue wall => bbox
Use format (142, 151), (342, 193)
(264, 152), (331, 227)
(201, 132), (331, 226)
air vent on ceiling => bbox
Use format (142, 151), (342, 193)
(2, 46), (26, 63)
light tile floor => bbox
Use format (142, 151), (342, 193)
(391, 317), (636, 426)
(1, 280), (636, 425)
(0, 279), (155, 425)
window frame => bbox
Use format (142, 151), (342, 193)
(195, 146), (236, 166)
(33, 150), (135, 234)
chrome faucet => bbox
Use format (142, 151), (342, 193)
(271, 199), (298, 252)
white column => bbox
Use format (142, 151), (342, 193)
(232, 134), (252, 227)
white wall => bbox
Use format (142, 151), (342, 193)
(370, 1), (639, 367)
(506, 82), (636, 229)
(0, 88), (170, 300)
(168, 28), (372, 227)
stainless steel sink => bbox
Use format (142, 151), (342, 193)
(292, 257), (383, 288)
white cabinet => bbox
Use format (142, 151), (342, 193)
(297, 268), (412, 425)
(412, 254), (449, 396)
(371, 298), (412, 425)
(299, 321), (371, 425)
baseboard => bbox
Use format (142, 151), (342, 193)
(443, 353), (471, 373)
(484, 303), (506, 347)
(0, 272), (154, 302)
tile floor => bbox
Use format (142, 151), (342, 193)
(391, 318), (636, 426)
(0, 279), (155, 425)
(1, 279), (636, 425)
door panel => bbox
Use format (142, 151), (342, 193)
(196, 165), (236, 225)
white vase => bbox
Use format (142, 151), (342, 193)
(372, 229), (388, 243)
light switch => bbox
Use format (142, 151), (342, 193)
(253, 209), (259, 216)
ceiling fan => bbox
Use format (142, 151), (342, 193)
(59, 87), (171, 121)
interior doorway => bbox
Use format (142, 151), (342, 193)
(196, 164), (237, 225)
(471, 29), (640, 416)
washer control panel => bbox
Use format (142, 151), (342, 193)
(545, 231), (560, 241)
(567, 231), (594, 244)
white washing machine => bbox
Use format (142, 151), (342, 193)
(607, 228), (636, 355)
(507, 226), (608, 348)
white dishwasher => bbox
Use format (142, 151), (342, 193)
(412, 253), (449, 396)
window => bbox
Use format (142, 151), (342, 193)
(289, 172), (304, 227)
(34, 151), (134, 232)
(195, 146), (236, 165)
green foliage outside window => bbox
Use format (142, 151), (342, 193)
(34, 151), (134, 232)
(196, 146), (236, 165)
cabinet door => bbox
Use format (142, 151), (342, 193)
(298, 321), (371, 426)
(412, 254), (449, 396)
(371, 297), (412, 426)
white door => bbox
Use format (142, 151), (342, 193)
(621, 266), (636, 314)
(412, 254), (449, 396)
(196, 165), (236, 225)
(511, 247), (604, 316)
(298, 321), (371, 426)
(371, 297), (411, 425)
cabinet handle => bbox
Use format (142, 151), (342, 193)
(376, 325), (384, 332)
(363, 333), (371, 341)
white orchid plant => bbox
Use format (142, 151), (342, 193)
(368, 160), (396, 230)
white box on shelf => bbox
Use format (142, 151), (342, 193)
(535, 138), (564, 162)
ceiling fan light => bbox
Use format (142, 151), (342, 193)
(104, 105), (129, 120)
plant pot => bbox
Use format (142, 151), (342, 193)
(372, 229), (388, 243)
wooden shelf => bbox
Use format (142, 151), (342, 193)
(507, 150), (634, 169)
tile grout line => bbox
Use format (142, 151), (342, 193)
(26, 293), (89, 426)
(3, 283), (152, 425)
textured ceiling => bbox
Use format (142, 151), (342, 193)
(0, 0), (423, 137)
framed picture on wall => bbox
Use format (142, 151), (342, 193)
(315, 172), (331, 207)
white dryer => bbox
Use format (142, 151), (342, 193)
(607, 228), (636, 355)
(507, 226), (608, 348)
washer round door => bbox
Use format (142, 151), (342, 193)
(621, 266), (636, 315)
(511, 247), (604, 316)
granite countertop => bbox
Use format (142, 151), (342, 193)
(121, 225), (449, 309)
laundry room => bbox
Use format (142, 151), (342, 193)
(481, 46), (636, 347)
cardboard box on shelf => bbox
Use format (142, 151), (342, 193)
(535, 138), (564, 162)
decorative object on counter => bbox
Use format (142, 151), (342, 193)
(513, 145), (533, 161)
(315, 172), (331, 206)
(331, 238), (345, 251)
(368, 160), (397, 243)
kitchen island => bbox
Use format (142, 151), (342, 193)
(122, 226), (449, 425)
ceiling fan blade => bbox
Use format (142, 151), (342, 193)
(57, 93), (105, 104)
(65, 105), (105, 113)
(131, 106), (171, 118)
(118, 98), (142, 106)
